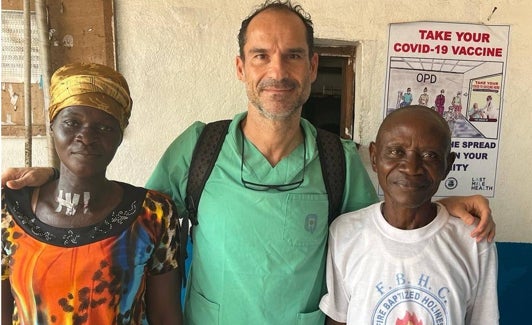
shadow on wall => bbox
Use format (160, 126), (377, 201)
(496, 242), (532, 324)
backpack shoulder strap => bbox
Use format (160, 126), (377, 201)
(185, 119), (231, 226)
(186, 124), (346, 225)
(180, 120), (230, 287)
(316, 128), (346, 225)
(185, 122), (346, 225)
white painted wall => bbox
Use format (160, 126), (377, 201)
(3, 0), (531, 242)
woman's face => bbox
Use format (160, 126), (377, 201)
(51, 105), (122, 177)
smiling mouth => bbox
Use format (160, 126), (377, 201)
(262, 87), (293, 93)
(259, 78), (297, 92)
(394, 180), (429, 191)
(72, 152), (101, 157)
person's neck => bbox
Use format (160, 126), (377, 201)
(381, 201), (437, 230)
(35, 168), (122, 227)
(241, 110), (303, 167)
(43, 168), (117, 213)
(54, 168), (113, 195)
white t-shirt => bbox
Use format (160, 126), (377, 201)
(319, 202), (499, 324)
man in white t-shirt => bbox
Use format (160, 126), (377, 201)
(319, 105), (499, 325)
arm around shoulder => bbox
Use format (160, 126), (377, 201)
(438, 195), (495, 242)
(145, 121), (207, 213)
(1, 167), (56, 190)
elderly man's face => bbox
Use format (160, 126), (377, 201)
(370, 108), (455, 210)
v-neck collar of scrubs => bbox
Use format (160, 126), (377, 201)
(229, 112), (318, 186)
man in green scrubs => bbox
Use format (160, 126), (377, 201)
(146, 2), (494, 324)
(1, 1), (495, 324)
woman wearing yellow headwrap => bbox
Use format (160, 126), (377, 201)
(1, 63), (183, 324)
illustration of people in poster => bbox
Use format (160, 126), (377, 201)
(384, 22), (510, 197)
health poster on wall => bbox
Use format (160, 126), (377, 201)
(383, 22), (510, 197)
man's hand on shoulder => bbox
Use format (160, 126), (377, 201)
(439, 195), (495, 242)
(1, 167), (56, 190)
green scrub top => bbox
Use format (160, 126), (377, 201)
(146, 113), (378, 324)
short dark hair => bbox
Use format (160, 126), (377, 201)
(383, 105), (452, 146)
(237, 0), (314, 59)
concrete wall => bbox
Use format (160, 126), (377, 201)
(2, 0), (531, 243)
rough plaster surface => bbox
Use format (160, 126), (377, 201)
(3, 0), (531, 242)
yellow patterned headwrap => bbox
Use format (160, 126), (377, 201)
(49, 63), (133, 131)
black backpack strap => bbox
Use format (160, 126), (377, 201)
(185, 119), (231, 227)
(181, 120), (230, 287)
(316, 128), (346, 225)
(180, 122), (344, 286)
(185, 124), (345, 227)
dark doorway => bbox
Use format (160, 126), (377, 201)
(302, 46), (356, 139)
(303, 57), (343, 136)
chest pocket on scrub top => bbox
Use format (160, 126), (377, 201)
(283, 193), (329, 246)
